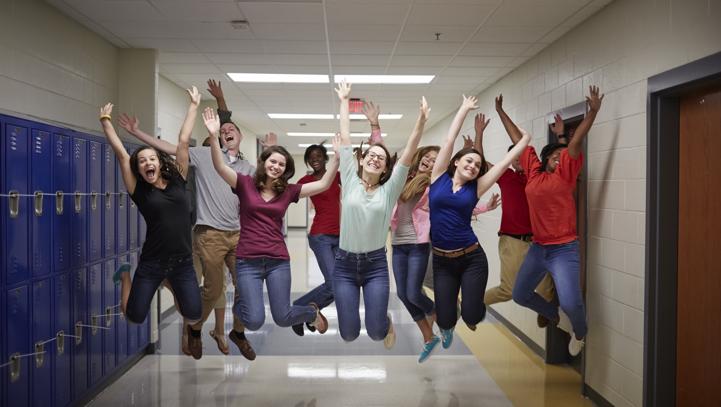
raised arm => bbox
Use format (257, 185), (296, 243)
(473, 112), (490, 152)
(175, 86), (201, 180)
(398, 97), (430, 167)
(495, 94), (523, 145)
(300, 135), (341, 198)
(550, 113), (566, 144)
(99, 103), (136, 194)
(475, 129), (531, 198)
(363, 101), (385, 146)
(431, 95), (478, 183)
(568, 86), (603, 158)
(118, 113), (177, 155)
(335, 81), (352, 146)
(207, 79), (229, 113)
(201, 107), (236, 187)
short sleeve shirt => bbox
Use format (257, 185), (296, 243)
(496, 168), (533, 235)
(298, 172), (341, 236)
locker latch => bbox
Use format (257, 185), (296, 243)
(9, 353), (20, 383)
(56, 331), (65, 355)
(105, 307), (113, 327)
(74, 192), (82, 213)
(8, 190), (19, 218)
(90, 315), (99, 336)
(55, 191), (64, 215)
(34, 342), (45, 368)
(74, 322), (83, 345)
(34, 191), (44, 216)
(90, 192), (98, 211)
(105, 192), (112, 210)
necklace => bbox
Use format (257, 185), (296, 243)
(361, 178), (379, 190)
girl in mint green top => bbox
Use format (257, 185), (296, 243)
(332, 82), (429, 347)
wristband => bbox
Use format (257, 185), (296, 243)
(99, 114), (111, 121)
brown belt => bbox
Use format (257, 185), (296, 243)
(498, 232), (533, 242)
(432, 242), (480, 258)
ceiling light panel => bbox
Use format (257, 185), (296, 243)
(227, 73), (329, 83)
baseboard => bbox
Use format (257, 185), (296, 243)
(583, 383), (614, 407)
(486, 306), (546, 359)
(72, 345), (150, 406)
(160, 304), (177, 323)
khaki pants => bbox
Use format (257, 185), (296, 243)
(191, 226), (244, 332)
(485, 235), (555, 305)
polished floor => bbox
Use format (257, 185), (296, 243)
(87, 230), (594, 406)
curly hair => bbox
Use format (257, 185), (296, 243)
(254, 145), (295, 194)
(540, 143), (567, 173)
(445, 147), (488, 180)
(356, 142), (397, 186)
(129, 146), (182, 183)
(303, 141), (328, 168)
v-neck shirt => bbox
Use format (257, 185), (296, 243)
(429, 173), (480, 250)
(234, 173), (302, 259)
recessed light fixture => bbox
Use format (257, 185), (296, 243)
(227, 73), (329, 83)
(269, 113), (402, 120)
(288, 132), (387, 138)
(334, 75), (434, 84)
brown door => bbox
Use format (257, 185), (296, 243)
(676, 85), (721, 406)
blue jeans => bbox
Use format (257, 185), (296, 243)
(234, 258), (317, 331)
(332, 248), (390, 342)
(392, 243), (434, 321)
(293, 234), (339, 310)
(126, 255), (201, 324)
(432, 246), (489, 330)
(512, 240), (587, 337)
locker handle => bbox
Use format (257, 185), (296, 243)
(105, 307), (113, 327)
(55, 191), (64, 215)
(119, 192), (125, 208)
(34, 342), (45, 368)
(74, 322), (83, 345)
(74, 192), (82, 213)
(105, 192), (112, 210)
(90, 315), (99, 336)
(9, 190), (19, 218)
(9, 353), (20, 383)
(56, 331), (65, 355)
(90, 192), (98, 211)
(34, 191), (44, 216)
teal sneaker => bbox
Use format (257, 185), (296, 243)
(440, 328), (454, 349)
(113, 263), (131, 284)
(418, 335), (440, 363)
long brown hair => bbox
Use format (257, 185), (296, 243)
(399, 145), (439, 201)
(446, 147), (488, 180)
(130, 146), (182, 183)
(356, 142), (397, 186)
(254, 145), (295, 194)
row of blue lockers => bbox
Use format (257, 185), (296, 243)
(1, 114), (153, 406)
(1, 113), (148, 289)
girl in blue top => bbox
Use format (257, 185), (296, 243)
(429, 95), (530, 348)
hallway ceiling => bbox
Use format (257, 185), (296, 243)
(46, 0), (611, 153)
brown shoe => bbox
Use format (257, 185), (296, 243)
(229, 330), (256, 361)
(186, 325), (202, 360)
(537, 314), (549, 328)
(309, 303), (328, 334)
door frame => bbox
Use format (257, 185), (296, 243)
(645, 50), (721, 407)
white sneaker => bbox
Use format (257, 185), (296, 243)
(383, 315), (396, 350)
(568, 334), (585, 356)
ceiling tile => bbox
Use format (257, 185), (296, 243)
(64, 0), (165, 22)
(449, 56), (516, 67)
(327, 25), (401, 42)
(329, 41), (396, 55)
(472, 26), (552, 43)
(159, 53), (210, 64)
(400, 25), (476, 43)
(459, 42), (532, 57)
(484, 0), (586, 27)
(325, 3), (410, 25)
(394, 41), (464, 56)
(250, 23), (326, 41)
(407, 4), (496, 26)
(128, 38), (199, 52)
(149, 0), (244, 21)
(237, 2), (324, 24)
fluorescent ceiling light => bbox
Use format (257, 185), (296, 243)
(288, 132), (386, 138)
(334, 75), (434, 84)
(345, 114), (403, 120)
(298, 143), (361, 148)
(268, 113), (334, 119)
(227, 73), (329, 83)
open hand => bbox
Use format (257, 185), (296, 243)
(202, 107), (220, 135)
(207, 79), (224, 100)
(362, 101), (380, 124)
(331, 133), (341, 156)
(461, 94), (478, 111)
(187, 86), (201, 106)
(419, 96), (430, 122)
(587, 85), (604, 113)
(495, 94), (504, 112)
(550, 113), (564, 136)
(118, 113), (139, 133)
(260, 132), (278, 148)
(99, 103), (113, 120)
(335, 81), (352, 100)
(462, 135), (473, 149)
(486, 193), (501, 211)
(474, 112), (490, 134)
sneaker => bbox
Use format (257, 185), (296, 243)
(440, 328), (454, 349)
(568, 334), (585, 356)
(418, 336), (440, 363)
(384, 315), (396, 350)
(229, 330), (256, 361)
(186, 325), (202, 360)
(465, 322), (477, 331)
(537, 314), (549, 328)
(291, 323), (305, 337)
(306, 322), (316, 333)
(309, 303), (328, 334)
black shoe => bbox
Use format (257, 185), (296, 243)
(292, 323), (305, 337)
(306, 322), (316, 333)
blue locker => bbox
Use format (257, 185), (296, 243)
(71, 137), (88, 268)
(4, 285), (30, 407)
(53, 133), (72, 273)
(102, 143), (116, 258)
(0, 289), (4, 406)
(102, 258), (117, 375)
(53, 273), (72, 407)
(116, 255), (128, 363)
(2, 121), (30, 286)
(127, 251), (139, 353)
(31, 278), (53, 407)
(88, 262), (103, 386)
(72, 268), (88, 398)
(31, 128), (53, 278)
(88, 141), (102, 262)
(116, 159), (128, 254)
(127, 144), (139, 250)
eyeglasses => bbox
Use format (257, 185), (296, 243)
(366, 151), (386, 162)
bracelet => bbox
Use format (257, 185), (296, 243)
(99, 114), (111, 121)
(370, 123), (380, 128)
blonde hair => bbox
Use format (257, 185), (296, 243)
(399, 173), (431, 202)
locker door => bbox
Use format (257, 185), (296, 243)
(71, 268), (88, 398)
(127, 251), (139, 353)
(88, 141), (102, 262)
(4, 285), (30, 407)
(127, 145), (139, 250)
(32, 278), (53, 407)
(116, 159), (128, 254)
(102, 258), (116, 374)
(31, 128), (53, 278)
(71, 137), (88, 268)
(53, 133), (72, 273)
(116, 255), (128, 363)
(102, 144), (116, 257)
(88, 263), (103, 386)
(3, 121), (30, 286)
(53, 273), (71, 406)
